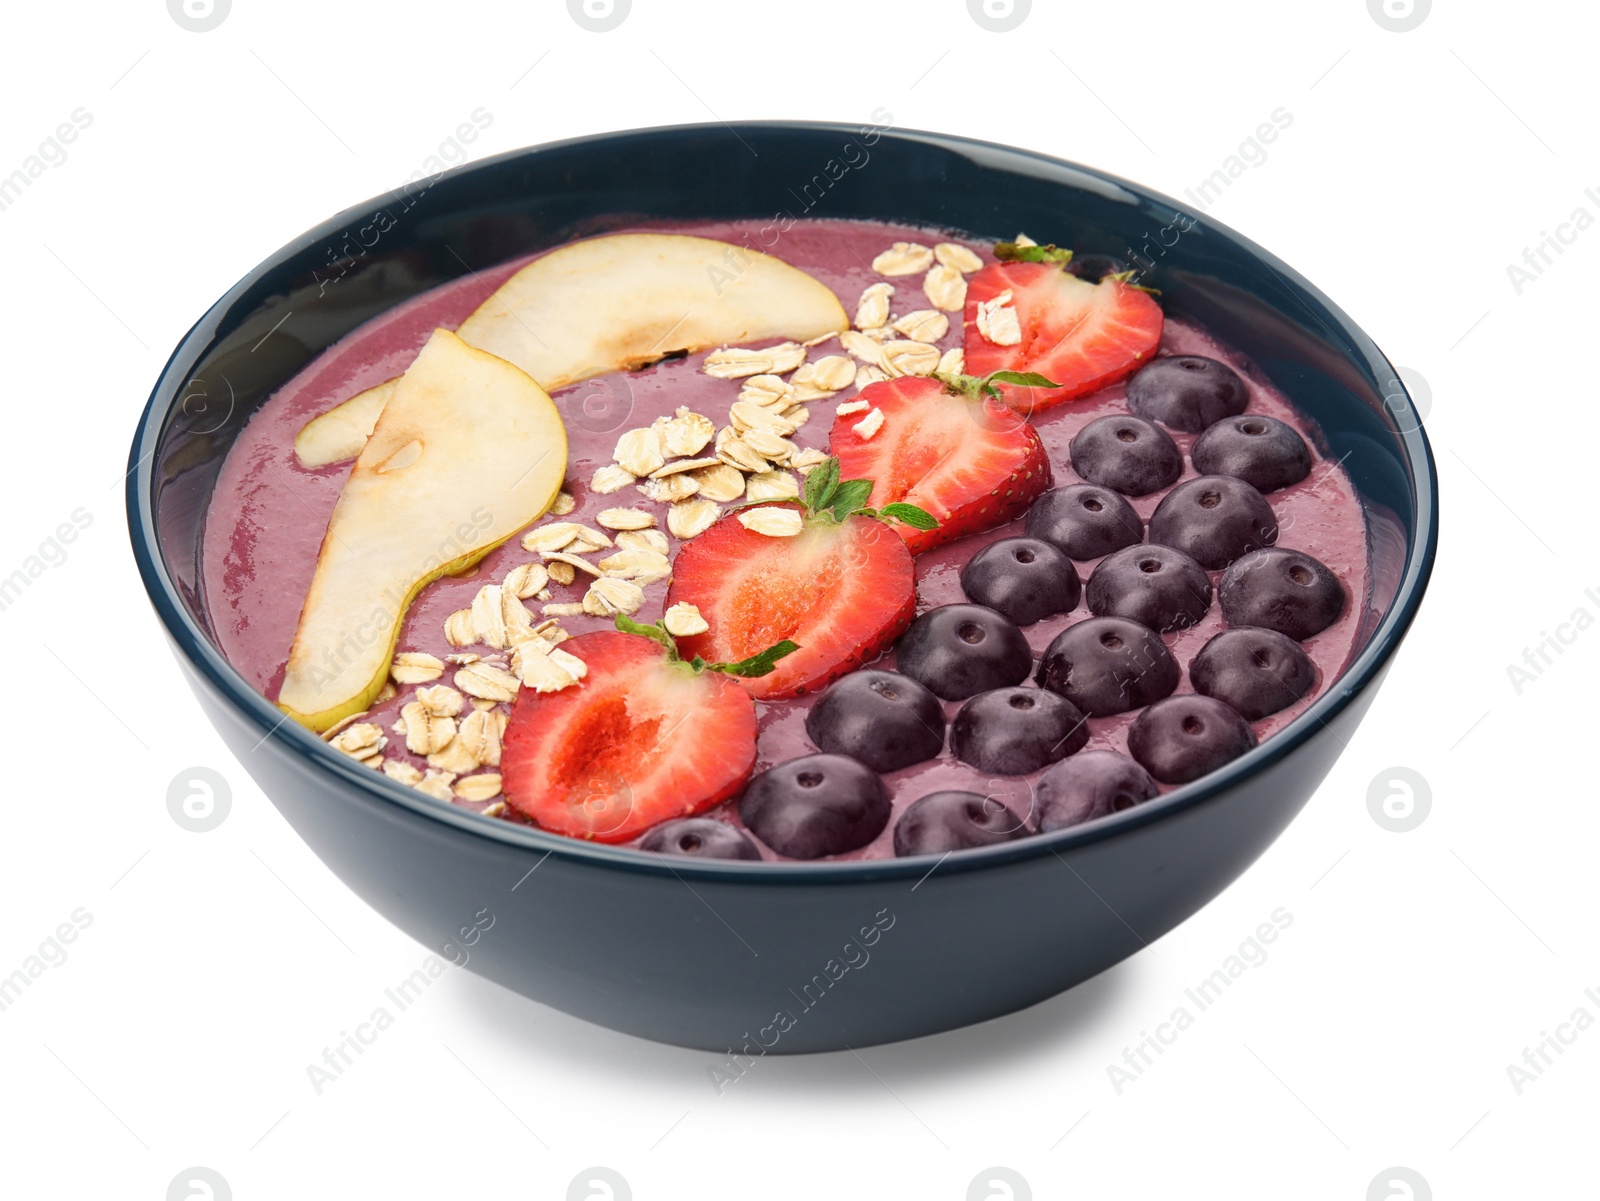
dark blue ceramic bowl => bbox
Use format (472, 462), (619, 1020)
(128, 122), (1436, 1053)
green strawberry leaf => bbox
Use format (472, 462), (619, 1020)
(705, 639), (800, 678)
(876, 502), (940, 531)
(994, 241), (1074, 265)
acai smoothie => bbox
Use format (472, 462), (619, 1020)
(201, 218), (1369, 861)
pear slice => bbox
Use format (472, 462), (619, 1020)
(293, 378), (395, 469)
(453, 232), (848, 384)
(292, 233), (847, 467)
(279, 329), (567, 731)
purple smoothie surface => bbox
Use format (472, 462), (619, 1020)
(201, 218), (1371, 861)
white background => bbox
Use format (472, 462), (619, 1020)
(1, 0), (1593, 1197)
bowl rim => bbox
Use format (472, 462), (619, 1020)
(126, 118), (1438, 883)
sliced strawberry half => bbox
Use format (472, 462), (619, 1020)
(964, 259), (1163, 413)
(666, 503), (917, 700)
(828, 375), (1052, 554)
(501, 629), (760, 843)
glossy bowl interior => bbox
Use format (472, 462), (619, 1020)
(129, 122), (1436, 1052)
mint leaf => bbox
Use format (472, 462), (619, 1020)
(939, 369), (1062, 402)
(994, 241), (1073, 265)
(619, 615), (795, 680)
(708, 639), (800, 678)
(828, 478), (874, 521)
(987, 370), (1059, 390)
(794, 460), (938, 534)
(877, 503), (939, 531)
(614, 614), (678, 658)
(803, 455), (841, 513)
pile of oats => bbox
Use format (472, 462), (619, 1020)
(322, 553), (596, 810)
(546, 236), (986, 552)
(804, 237), (989, 447)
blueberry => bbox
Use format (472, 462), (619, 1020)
(892, 790), (1030, 857)
(1191, 415), (1311, 492)
(1191, 627), (1316, 720)
(960, 537), (1081, 626)
(739, 754), (890, 859)
(639, 817), (761, 861)
(1218, 547), (1346, 641)
(896, 603), (1033, 701)
(1069, 414), (1182, 496)
(1036, 616), (1180, 716)
(1127, 694), (1257, 785)
(950, 687), (1089, 775)
(805, 670), (945, 773)
(1025, 484), (1144, 560)
(1147, 475), (1278, 570)
(1065, 253), (1130, 283)
(1126, 355), (1249, 432)
(1034, 750), (1160, 832)
(1085, 543), (1212, 632)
